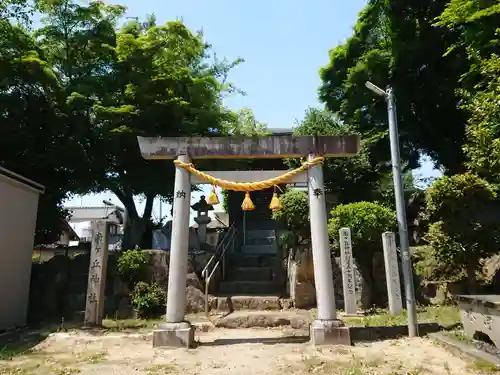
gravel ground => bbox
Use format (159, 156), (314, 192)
(0, 327), (490, 375)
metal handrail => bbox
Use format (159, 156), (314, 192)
(204, 224), (236, 315)
(201, 222), (235, 278)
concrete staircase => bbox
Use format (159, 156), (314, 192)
(217, 230), (285, 298)
(241, 229), (278, 254)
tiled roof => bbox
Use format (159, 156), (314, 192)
(66, 206), (124, 222)
(270, 128), (293, 135)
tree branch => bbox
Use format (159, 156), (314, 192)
(111, 187), (138, 218)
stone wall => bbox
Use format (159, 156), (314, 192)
(28, 249), (215, 324)
(28, 252), (110, 323)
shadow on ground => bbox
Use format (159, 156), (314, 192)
(198, 323), (443, 347)
(0, 330), (50, 360)
(0, 320), (115, 360)
(200, 335), (310, 346)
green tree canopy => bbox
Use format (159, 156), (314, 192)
(291, 107), (419, 207)
(30, 0), (241, 248)
(436, 0), (500, 184)
(292, 108), (388, 203)
(0, 0), (81, 244)
(319, 0), (470, 174)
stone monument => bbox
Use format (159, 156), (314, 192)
(339, 228), (357, 315)
(382, 232), (403, 315)
(84, 220), (109, 326)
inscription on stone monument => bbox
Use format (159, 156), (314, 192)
(382, 232), (403, 315)
(339, 228), (357, 315)
(484, 315), (492, 330)
(84, 221), (109, 326)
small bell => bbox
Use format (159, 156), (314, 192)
(241, 192), (256, 211)
(269, 192), (282, 211)
(207, 187), (220, 205)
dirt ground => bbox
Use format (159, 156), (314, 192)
(0, 328), (493, 375)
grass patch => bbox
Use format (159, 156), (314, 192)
(442, 330), (473, 344)
(146, 364), (178, 374)
(302, 354), (388, 374)
(468, 359), (500, 374)
(342, 305), (460, 327)
(302, 354), (429, 374)
(0, 364), (42, 375)
(50, 367), (81, 375)
(81, 350), (107, 364)
(0, 364), (80, 375)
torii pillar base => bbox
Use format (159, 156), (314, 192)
(310, 319), (351, 346)
(153, 322), (195, 348)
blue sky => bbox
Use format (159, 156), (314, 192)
(64, 0), (441, 219)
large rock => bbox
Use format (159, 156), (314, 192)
(294, 281), (316, 309)
(186, 272), (202, 289)
(185, 285), (206, 313)
(143, 250), (169, 288)
(141, 250), (209, 313)
(214, 311), (310, 329)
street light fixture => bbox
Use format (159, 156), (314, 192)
(365, 81), (386, 97)
(365, 81), (419, 338)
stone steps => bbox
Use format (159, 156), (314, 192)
(218, 281), (284, 296)
(226, 266), (273, 281)
(212, 310), (311, 329)
(226, 253), (276, 268)
(240, 244), (277, 254)
(213, 296), (283, 312)
(219, 237), (285, 297)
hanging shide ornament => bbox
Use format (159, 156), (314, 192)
(207, 186), (220, 205)
(241, 192), (256, 211)
(269, 192), (281, 211)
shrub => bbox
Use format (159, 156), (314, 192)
(271, 190), (309, 240)
(413, 245), (464, 282)
(424, 173), (500, 293)
(117, 249), (148, 289)
(328, 201), (396, 307)
(131, 281), (166, 318)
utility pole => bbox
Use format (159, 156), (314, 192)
(365, 81), (419, 337)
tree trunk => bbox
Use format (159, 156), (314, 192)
(356, 256), (375, 309)
(122, 214), (145, 250)
(466, 258), (478, 294)
(114, 189), (156, 250)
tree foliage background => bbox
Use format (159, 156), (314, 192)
(1, 0), (243, 247)
(4, 0), (500, 289)
(314, 0), (500, 291)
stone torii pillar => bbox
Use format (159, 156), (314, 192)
(137, 135), (359, 347)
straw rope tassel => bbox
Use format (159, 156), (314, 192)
(207, 186), (220, 205)
(269, 192), (281, 211)
(241, 192), (255, 211)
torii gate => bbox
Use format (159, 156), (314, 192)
(137, 134), (360, 347)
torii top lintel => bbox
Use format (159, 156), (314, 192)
(137, 135), (360, 160)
